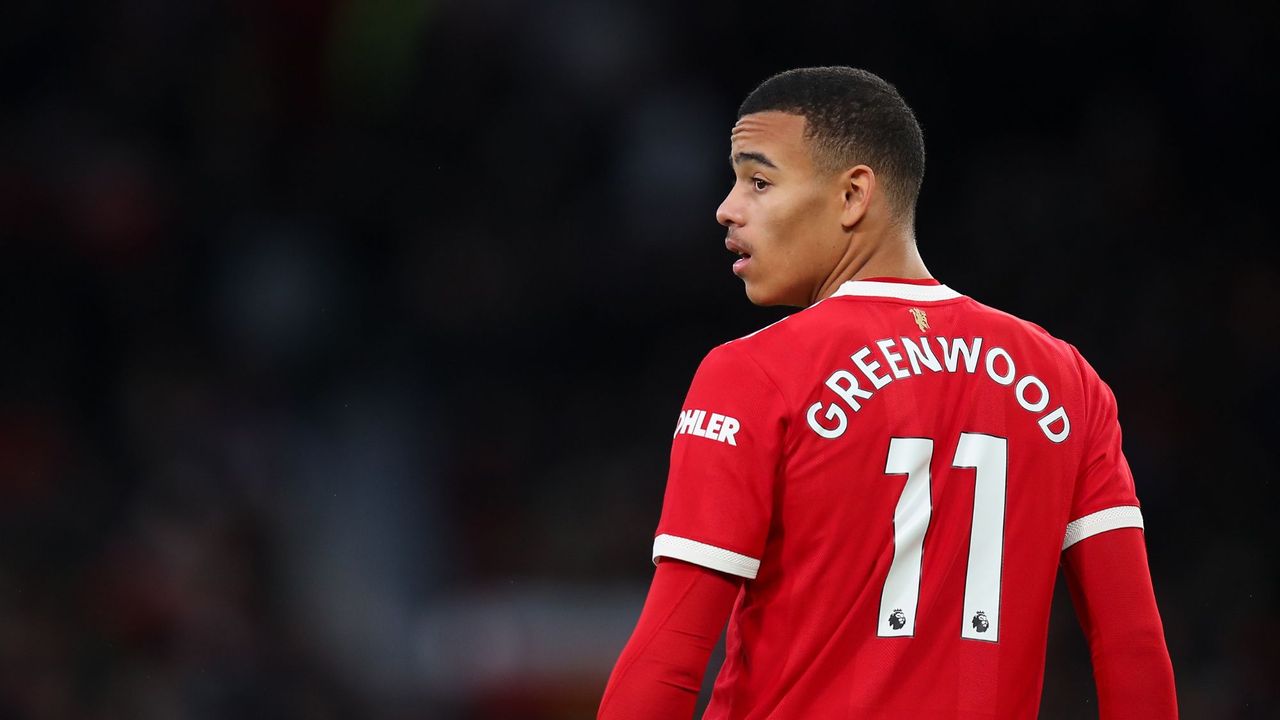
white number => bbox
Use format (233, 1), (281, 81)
(878, 438), (933, 637)
(954, 433), (1007, 641)
(878, 433), (1007, 642)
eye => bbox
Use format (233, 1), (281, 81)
(752, 177), (770, 191)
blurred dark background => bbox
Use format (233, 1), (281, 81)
(1, 1), (1275, 718)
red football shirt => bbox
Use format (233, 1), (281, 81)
(653, 277), (1145, 719)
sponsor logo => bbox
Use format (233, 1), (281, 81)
(674, 409), (740, 446)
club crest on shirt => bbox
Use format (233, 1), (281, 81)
(887, 608), (907, 630)
(971, 611), (989, 633)
(908, 307), (929, 332)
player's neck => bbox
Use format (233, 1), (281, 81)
(811, 228), (930, 305)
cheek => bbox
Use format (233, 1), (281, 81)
(767, 191), (829, 262)
(757, 193), (803, 243)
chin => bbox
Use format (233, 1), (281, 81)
(744, 282), (797, 308)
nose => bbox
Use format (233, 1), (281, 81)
(715, 187), (741, 228)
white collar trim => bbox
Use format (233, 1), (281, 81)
(830, 280), (963, 302)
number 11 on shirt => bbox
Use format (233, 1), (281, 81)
(878, 433), (1007, 642)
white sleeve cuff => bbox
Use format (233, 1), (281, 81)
(1062, 506), (1144, 551)
(652, 534), (761, 579)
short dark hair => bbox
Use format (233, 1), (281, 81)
(739, 66), (925, 220)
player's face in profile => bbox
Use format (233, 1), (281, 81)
(717, 112), (849, 307)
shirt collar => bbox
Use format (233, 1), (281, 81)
(830, 277), (963, 302)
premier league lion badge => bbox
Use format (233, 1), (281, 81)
(888, 608), (907, 630)
(971, 611), (990, 633)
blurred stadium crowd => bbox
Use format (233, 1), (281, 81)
(0, 1), (1275, 718)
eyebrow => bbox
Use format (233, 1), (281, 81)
(731, 151), (778, 169)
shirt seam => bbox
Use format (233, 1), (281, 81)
(728, 342), (798, 461)
(1068, 345), (1096, 486)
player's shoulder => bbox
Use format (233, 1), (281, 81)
(966, 296), (1072, 346)
(696, 321), (784, 374)
(962, 296), (1101, 385)
(687, 307), (815, 390)
(714, 303), (818, 361)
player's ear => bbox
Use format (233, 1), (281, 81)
(840, 165), (875, 229)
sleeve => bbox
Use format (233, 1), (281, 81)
(597, 559), (743, 720)
(1062, 528), (1178, 718)
(652, 343), (788, 579)
(1062, 349), (1144, 552)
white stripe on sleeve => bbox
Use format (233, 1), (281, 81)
(652, 534), (761, 579)
(1062, 506), (1144, 551)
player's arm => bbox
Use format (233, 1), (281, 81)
(597, 559), (741, 720)
(1062, 528), (1177, 718)
(599, 342), (786, 718)
(1063, 347), (1177, 717)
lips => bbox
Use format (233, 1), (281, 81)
(726, 237), (752, 275)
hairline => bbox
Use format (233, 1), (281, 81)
(737, 107), (914, 219)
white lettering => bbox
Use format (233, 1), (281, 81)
(804, 336), (1072, 444)
(938, 337), (983, 373)
(719, 416), (740, 445)
(705, 413), (724, 439)
(984, 347), (1016, 386)
(877, 339), (910, 379)
(675, 410), (696, 437)
(690, 409), (708, 437)
(1038, 406), (1071, 443)
(675, 409), (740, 445)
(1015, 375), (1049, 412)
(853, 347), (892, 390)
(825, 369), (874, 412)
(807, 402), (847, 439)
(901, 336), (941, 374)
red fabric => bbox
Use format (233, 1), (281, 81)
(647, 279), (1167, 717)
(1068, 347), (1142, 521)
(1063, 528), (1178, 718)
(598, 559), (741, 720)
